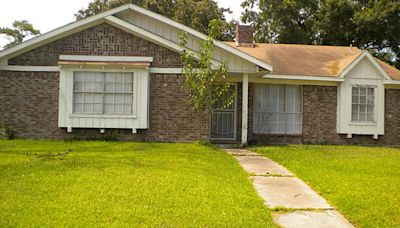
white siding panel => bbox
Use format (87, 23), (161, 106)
(337, 56), (385, 136)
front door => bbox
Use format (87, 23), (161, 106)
(210, 85), (237, 140)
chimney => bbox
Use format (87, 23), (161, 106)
(235, 24), (254, 47)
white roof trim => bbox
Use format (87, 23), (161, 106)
(384, 80), (400, 85)
(0, 4), (132, 60)
(59, 55), (154, 62)
(0, 65), (59, 72)
(263, 74), (344, 82)
(126, 4), (272, 72)
(339, 51), (391, 80)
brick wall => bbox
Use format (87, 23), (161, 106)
(240, 84), (400, 146)
(9, 23), (182, 68)
(0, 71), (209, 141)
(1, 23), (209, 141)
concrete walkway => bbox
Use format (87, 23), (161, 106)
(225, 148), (354, 228)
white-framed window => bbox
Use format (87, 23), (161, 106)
(351, 86), (375, 122)
(73, 71), (133, 115)
(253, 84), (302, 135)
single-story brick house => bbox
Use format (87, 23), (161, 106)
(1, 4), (400, 145)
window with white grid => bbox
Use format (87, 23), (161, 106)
(253, 84), (302, 134)
(352, 86), (375, 122)
(73, 71), (133, 115)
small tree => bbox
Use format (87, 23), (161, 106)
(0, 20), (40, 49)
(179, 19), (233, 112)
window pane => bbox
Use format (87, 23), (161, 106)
(124, 94), (132, 104)
(352, 87), (359, 95)
(255, 85), (262, 111)
(352, 95), (359, 104)
(352, 104), (359, 122)
(115, 104), (123, 113)
(74, 93), (83, 103)
(114, 83), (124, 93)
(93, 104), (102, 113)
(93, 94), (102, 103)
(252, 84), (302, 134)
(105, 73), (114, 92)
(74, 103), (82, 113)
(360, 87), (367, 96)
(367, 88), (374, 96)
(367, 105), (374, 113)
(360, 104), (367, 113)
(115, 94), (124, 104)
(124, 74), (133, 83)
(359, 111), (366, 122)
(104, 104), (114, 114)
(124, 82), (133, 93)
(83, 104), (92, 113)
(367, 95), (374, 105)
(74, 81), (83, 91)
(104, 94), (113, 103)
(360, 96), (366, 104)
(367, 113), (374, 122)
(115, 73), (124, 83)
(72, 71), (134, 115)
(123, 104), (132, 114)
(84, 93), (93, 103)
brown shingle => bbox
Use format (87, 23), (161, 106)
(225, 42), (400, 80)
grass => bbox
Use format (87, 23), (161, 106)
(251, 145), (400, 227)
(0, 140), (277, 227)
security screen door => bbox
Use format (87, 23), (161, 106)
(210, 85), (236, 140)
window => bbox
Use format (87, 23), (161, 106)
(352, 86), (375, 122)
(253, 84), (302, 134)
(73, 71), (133, 115)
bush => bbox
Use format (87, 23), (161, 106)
(4, 127), (15, 140)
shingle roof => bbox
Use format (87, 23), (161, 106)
(224, 42), (400, 80)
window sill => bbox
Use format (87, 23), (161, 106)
(70, 114), (137, 119)
(349, 122), (377, 126)
(252, 133), (302, 137)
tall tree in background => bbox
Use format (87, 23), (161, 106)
(242, 0), (319, 44)
(0, 20), (40, 49)
(242, 0), (400, 68)
(75, 0), (234, 40)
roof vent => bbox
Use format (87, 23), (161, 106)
(235, 24), (254, 47)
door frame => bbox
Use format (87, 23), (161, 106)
(210, 83), (238, 141)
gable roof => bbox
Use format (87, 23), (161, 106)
(0, 4), (272, 72)
(225, 42), (400, 80)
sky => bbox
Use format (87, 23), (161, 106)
(0, 0), (244, 49)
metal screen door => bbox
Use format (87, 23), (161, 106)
(211, 85), (236, 140)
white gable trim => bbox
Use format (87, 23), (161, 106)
(339, 51), (391, 80)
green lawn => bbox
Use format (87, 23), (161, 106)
(0, 140), (276, 227)
(251, 145), (400, 227)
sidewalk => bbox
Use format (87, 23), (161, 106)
(225, 148), (354, 228)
